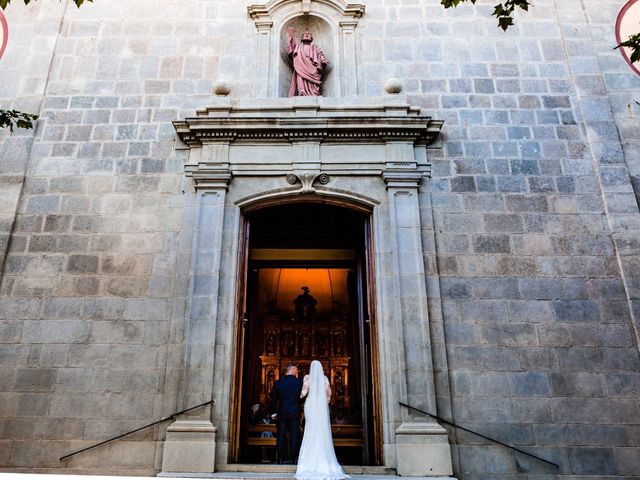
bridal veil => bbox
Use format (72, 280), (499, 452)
(295, 360), (348, 480)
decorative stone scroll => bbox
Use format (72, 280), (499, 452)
(286, 171), (330, 193)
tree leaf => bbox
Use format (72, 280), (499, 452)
(498, 16), (513, 31)
(615, 33), (640, 66)
(0, 109), (39, 132)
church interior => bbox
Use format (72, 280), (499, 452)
(235, 203), (380, 465)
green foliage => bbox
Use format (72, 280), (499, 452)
(0, 0), (91, 9)
(441, 0), (531, 30)
(616, 33), (640, 64)
(0, 109), (38, 132)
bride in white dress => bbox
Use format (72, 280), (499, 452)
(295, 360), (349, 480)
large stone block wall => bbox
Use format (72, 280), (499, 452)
(0, 0), (208, 473)
(418, 0), (640, 477)
(0, 2), (65, 278)
(0, 0), (638, 477)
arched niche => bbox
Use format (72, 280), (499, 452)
(279, 15), (335, 97)
(248, 0), (365, 97)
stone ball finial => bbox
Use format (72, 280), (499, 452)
(214, 81), (232, 96)
(384, 78), (403, 94)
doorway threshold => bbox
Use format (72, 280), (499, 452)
(217, 465), (395, 475)
(158, 469), (456, 480)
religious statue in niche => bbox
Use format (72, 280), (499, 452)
(334, 369), (345, 397)
(334, 334), (345, 356)
(265, 368), (276, 397)
(266, 332), (277, 355)
(287, 28), (328, 96)
(316, 332), (328, 356)
(282, 332), (295, 356)
(299, 333), (311, 356)
(293, 286), (317, 322)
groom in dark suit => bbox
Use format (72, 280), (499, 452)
(270, 364), (303, 464)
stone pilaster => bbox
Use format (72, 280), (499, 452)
(339, 21), (359, 96)
(254, 21), (273, 98)
(379, 169), (453, 476)
(161, 171), (231, 475)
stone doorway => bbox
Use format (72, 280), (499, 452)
(161, 99), (452, 477)
(230, 202), (383, 466)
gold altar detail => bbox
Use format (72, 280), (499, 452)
(240, 266), (369, 464)
(259, 314), (351, 408)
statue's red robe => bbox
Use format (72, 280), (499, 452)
(287, 33), (328, 97)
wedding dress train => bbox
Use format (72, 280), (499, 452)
(295, 360), (349, 480)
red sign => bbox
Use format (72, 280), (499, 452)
(0, 10), (7, 60)
(616, 0), (640, 76)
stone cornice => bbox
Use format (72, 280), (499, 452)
(185, 170), (232, 191)
(248, 0), (365, 21)
(383, 171), (423, 189)
(176, 99), (442, 185)
(174, 103), (443, 148)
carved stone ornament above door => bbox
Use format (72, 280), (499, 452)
(247, 0), (366, 97)
(173, 97), (443, 192)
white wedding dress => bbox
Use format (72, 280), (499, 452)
(295, 360), (349, 480)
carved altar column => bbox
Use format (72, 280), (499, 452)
(161, 146), (232, 474)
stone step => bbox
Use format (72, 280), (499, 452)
(158, 474), (455, 480)
(0, 473), (455, 480)
(216, 464), (395, 475)
(0, 471), (456, 480)
(158, 465), (457, 480)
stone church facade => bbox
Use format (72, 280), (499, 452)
(0, 0), (639, 478)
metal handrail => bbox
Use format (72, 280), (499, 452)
(399, 401), (559, 469)
(59, 400), (214, 462)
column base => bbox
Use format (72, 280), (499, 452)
(161, 419), (217, 474)
(395, 422), (453, 476)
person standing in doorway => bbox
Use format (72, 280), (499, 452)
(296, 360), (348, 480)
(270, 363), (303, 463)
